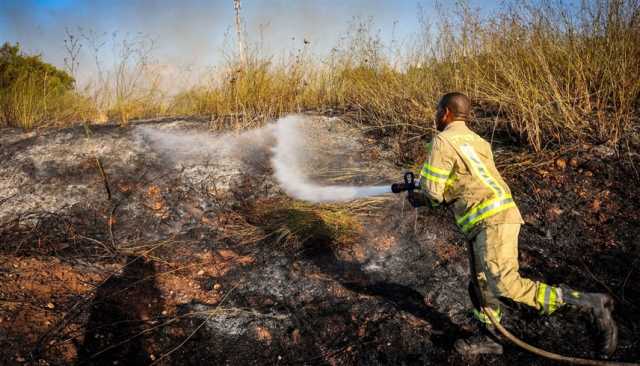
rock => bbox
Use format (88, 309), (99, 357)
(591, 198), (601, 212)
(254, 325), (272, 343)
(591, 145), (615, 158)
(569, 158), (579, 168)
(291, 328), (301, 344)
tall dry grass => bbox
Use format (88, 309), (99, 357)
(3, 0), (638, 152)
(325, 0), (640, 151)
(0, 69), (97, 129)
(166, 0), (639, 152)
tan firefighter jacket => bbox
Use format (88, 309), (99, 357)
(419, 121), (523, 237)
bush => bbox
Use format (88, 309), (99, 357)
(0, 42), (81, 129)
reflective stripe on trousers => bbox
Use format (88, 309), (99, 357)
(536, 284), (563, 314)
(472, 307), (502, 325)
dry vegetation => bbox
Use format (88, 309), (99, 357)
(2, 0), (639, 153)
(2, 0), (640, 359)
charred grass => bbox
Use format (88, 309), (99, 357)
(1, 142), (639, 364)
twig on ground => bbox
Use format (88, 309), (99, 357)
(621, 259), (638, 303)
(95, 157), (112, 201)
(0, 193), (17, 207)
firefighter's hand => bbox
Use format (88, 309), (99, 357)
(407, 191), (428, 208)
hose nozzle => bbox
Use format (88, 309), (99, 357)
(391, 172), (416, 193)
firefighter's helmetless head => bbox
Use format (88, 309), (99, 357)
(435, 92), (471, 131)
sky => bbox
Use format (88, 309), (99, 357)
(0, 0), (503, 86)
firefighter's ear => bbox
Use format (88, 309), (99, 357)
(444, 107), (454, 122)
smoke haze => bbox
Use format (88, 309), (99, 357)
(0, 0), (428, 86)
(136, 115), (391, 203)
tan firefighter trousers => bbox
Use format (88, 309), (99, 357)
(472, 223), (539, 309)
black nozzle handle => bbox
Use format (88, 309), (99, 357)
(404, 172), (415, 188)
(391, 172), (416, 193)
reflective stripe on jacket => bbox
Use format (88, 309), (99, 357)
(419, 121), (523, 235)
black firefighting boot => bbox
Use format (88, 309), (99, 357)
(454, 307), (504, 355)
(454, 323), (503, 355)
(561, 286), (618, 357)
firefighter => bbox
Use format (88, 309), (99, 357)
(414, 92), (618, 356)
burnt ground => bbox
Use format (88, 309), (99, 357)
(0, 115), (638, 365)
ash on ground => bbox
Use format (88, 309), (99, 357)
(0, 115), (638, 365)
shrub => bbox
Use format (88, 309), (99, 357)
(0, 42), (80, 128)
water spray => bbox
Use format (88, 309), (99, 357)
(137, 115), (396, 203)
(270, 115), (392, 203)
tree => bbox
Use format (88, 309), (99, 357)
(0, 42), (75, 127)
(0, 42), (74, 91)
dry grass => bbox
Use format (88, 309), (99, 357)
(249, 198), (364, 249)
(0, 72), (98, 129)
(3, 1), (638, 153)
(330, 1), (640, 151)
(165, 1), (640, 152)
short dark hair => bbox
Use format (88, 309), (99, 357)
(438, 92), (471, 121)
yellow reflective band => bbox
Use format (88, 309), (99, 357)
(421, 162), (450, 184)
(472, 307), (502, 325)
(460, 200), (515, 232)
(549, 286), (558, 313)
(459, 144), (504, 198)
(536, 284), (561, 314)
(456, 195), (514, 231)
(423, 163), (450, 176)
(456, 143), (514, 232)
(456, 195), (512, 225)
(536, 284), (548, 312)
(544, 285), (552, 313)
(421, 172), (447, 184)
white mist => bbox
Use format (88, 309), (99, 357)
(136, 115), (392, 203)
(270, 115), (391, 202)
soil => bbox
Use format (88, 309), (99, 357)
(0, 115), (638, 365)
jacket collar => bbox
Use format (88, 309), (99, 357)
(445, 120), (466, 131)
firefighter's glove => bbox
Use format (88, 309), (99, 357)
(407, 191), (429, 208)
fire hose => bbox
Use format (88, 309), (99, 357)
(391, 172), (640, 366)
